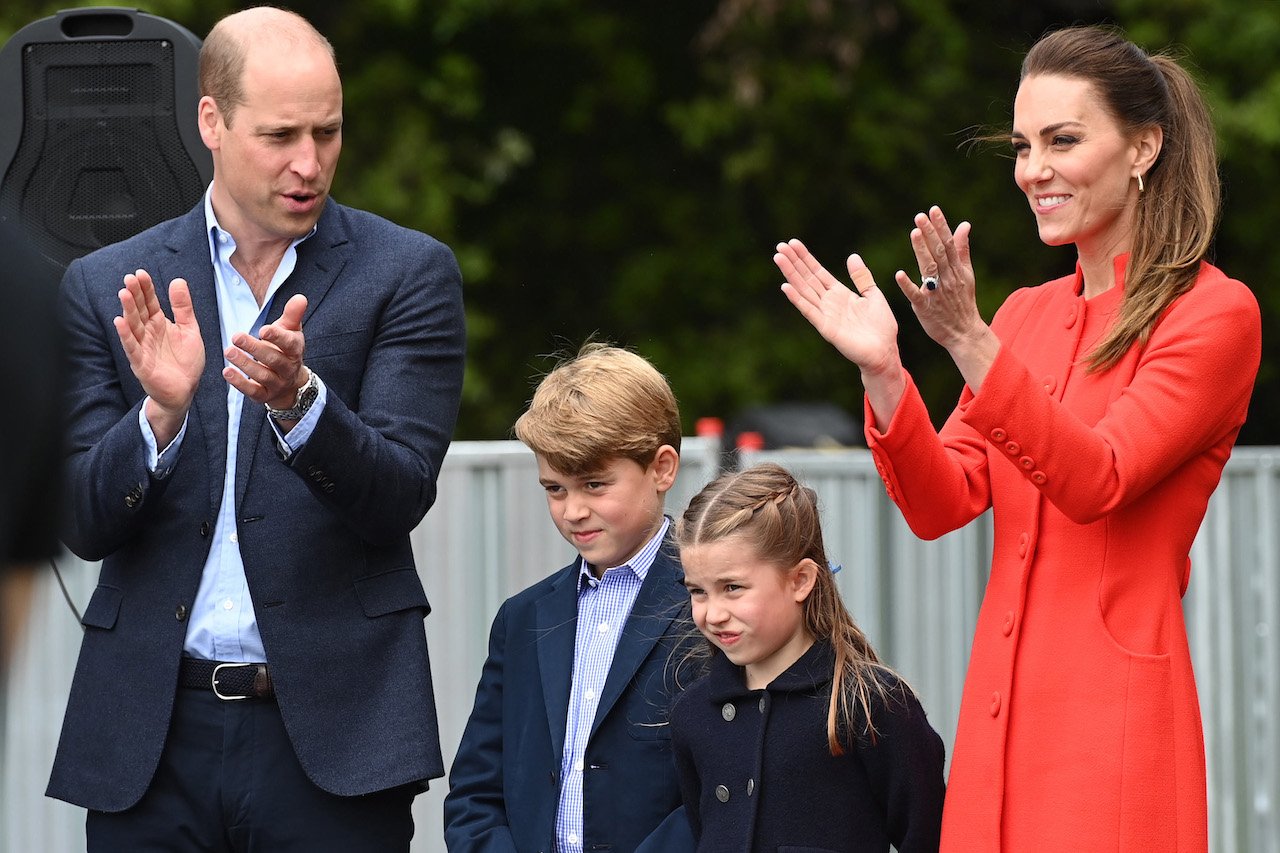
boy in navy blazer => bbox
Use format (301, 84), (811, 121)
(444, 344), (694, 853)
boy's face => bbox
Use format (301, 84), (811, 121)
(537, 448), (678, 574)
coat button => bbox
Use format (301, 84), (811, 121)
(990, 691), (1002, 717)
(1018, 533), (1029, 558)
(1005, 441), (1021, 455)
(721, 702), (736, 721)
(990, 428), (1007, 442)
(199, 521), (211, 537)
(1019, 456), (1034, 470)
(1002, 611), (1015, 636)
(175, 604), (187, 621)
(1043, 376), (1056, 394)
(1031, 471), (1047, 485)
(747, 778), (755, 796)
(1066, 307), (1078, 328)
(124, 484), (143, 508)
(758, 695), (767, 713)
(715, 785), (730, 803)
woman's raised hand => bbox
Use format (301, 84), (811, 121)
(893, 207), (986, 352)
(775, 239), (902, 380)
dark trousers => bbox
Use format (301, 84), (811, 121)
(86, 686), (417, 852)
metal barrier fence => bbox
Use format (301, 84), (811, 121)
(2, 440), (1276, 852)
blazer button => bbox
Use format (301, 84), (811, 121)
(746, 778), (755, 796)
(715, 784), (730, 803)
(175, 604), (187, 621)
(990, 691), (1002, 717)
(199, 521), (211, 537)
(1002, 611), (1015, 637)
(124, 484), (143, 508)
(721, 702), (736, 721)
(322, 482), (336, 494)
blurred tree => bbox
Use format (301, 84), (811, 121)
(1, 0), (1273, 441)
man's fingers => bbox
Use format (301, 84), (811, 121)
(277, 294), (308, 331)
(168, 279), (196, 327)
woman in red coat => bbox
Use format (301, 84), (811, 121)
(773, 25), (1261, 852)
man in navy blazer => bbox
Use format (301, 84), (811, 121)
(45, 8), (464, 849)
(444, 345), (695, 853)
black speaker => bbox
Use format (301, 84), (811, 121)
(0, 7), (212, 269)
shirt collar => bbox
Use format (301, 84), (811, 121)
(203, 183), (317, 263)
(577, 516), (670, 590)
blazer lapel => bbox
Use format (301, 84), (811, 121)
(161, 206), (227, 513)
(233, 202), (352, 503)
(591, 539), (686, 734)
(535, 563), (581, 762)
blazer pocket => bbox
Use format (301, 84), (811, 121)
(81, 584), (123, 630)
(305, 328), (371, 361)
(354, 567), (431, 618)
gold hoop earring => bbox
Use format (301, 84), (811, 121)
(1137, 173), (1145, 193)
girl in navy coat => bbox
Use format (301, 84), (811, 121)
(671, 463), (945, 852)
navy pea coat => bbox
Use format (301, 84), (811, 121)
(671, 640), (946, 852)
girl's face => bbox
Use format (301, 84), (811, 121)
(1011, 74), (1160, 261)
(682, 535), (818, 690)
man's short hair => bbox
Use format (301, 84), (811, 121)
(198, 8), (336, 127)
(514, 343), (681, 474)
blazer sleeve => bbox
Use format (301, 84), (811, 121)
(959, 271), (1260, 524)
(284, 235), (465, 546)
(668, 690), (704, 843)
(856, 680), (946, 853)
(58, 255), (179, 560)
(443, 601), (520, 853)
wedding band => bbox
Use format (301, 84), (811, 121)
(922, 276), (939, 291)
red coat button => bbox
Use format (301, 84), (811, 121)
(1043, 376), (1056, 394)
(1066, 307), (1078, 328)
(1019, 456), (1034, 470)
(1031, 471), (1047, 485)
(1005, 441), (1021, 455)
(1018, 533), (1029, 558)
(990, 428), (1007, 442)
(990, 691), (1002, 717)
(1002, 611), (1015, 636)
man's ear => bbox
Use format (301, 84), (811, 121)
(650, 444), (680, 495)
(198, 95), (223, 151)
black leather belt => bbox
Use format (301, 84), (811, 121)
(179, 657), (275, 701)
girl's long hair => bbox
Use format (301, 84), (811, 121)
(677, 462), (908, 754)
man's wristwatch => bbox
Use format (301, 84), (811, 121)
(265, 368), (319, 422)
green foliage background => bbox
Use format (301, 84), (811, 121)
(4, 0), (1275, 442)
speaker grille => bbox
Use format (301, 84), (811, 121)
(0, 39), (205, 267)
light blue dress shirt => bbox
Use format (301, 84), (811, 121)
(555, 517), (670, 853)
(138, 186), (326, 662)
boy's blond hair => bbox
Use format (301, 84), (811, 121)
(514, 343), (681, 474)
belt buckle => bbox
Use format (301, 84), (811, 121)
(211, 662), (255, 701)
